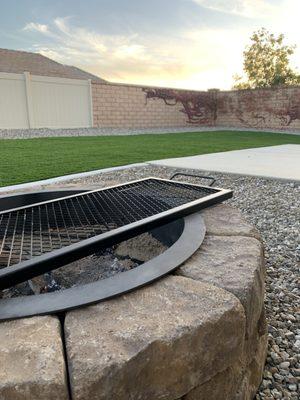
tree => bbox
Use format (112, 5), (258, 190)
(233, 28), (300, 89)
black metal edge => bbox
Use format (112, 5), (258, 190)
(0, 212), (206, 321)
(0, 176), (219, 215)
(0, 188), (232, 289)
(0, 188), (89, 199)
(0, 189), (89, 212)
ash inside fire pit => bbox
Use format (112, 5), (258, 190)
(0, 232), (167, 299)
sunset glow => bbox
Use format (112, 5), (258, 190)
(1, 0), (299, 90)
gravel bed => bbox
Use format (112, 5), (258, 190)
(0, 126), (299, 139)
(51, 164), (300, 399)
(0, 126), (209, 139)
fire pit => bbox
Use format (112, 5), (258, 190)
(0, 177), (231, 320)
(0, 176), (267, 400)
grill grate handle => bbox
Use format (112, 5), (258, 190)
(170, 172), (216, 187)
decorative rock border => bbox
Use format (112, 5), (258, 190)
(0, 316), (68, 399)
(0, 204), (267, 400)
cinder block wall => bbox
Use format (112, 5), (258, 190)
(92, 82), (300, 131)
(92, 83), (190, 128)
(216, 86), (300, 130)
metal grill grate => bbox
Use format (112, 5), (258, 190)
(0, 178), (232, 290)
(0, 179), (218, 269)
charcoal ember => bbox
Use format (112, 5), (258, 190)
(40, 279), (62, 293)
(29, 273), (61, 294)
(0, 281), (33, 299)
(51, 252), (139, 287)
(0, 232), (167, 298)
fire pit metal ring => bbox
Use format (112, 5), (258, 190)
(0, 212), (205, 321)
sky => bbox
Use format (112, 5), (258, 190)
(0, 0), (299, 90)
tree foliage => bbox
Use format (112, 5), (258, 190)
(233, 28), (300, 89)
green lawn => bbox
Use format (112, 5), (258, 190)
(1, 130), (300, 187)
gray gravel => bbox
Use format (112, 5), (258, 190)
(53, 164), (300, 399)
(0, 126), (299, 139)
(0, 126), (211, 139)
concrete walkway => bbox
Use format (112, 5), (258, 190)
(151, 144), (300, 182)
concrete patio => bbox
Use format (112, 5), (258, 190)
(151, 144), (300, 182)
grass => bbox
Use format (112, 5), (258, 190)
(1, 130), (300, 187)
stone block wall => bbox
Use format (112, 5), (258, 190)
(92, 82), (300, 131)
(92, 83), (194, 129)
(216, 86), (300, 130)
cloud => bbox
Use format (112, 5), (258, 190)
(191, 0), (277, 18)
(23, 22), (50, 34)
(23, 17), (162, 76)
(22, 2), (300, 90)
(23, 16), (246, 89)
(30, 17), (148, 65)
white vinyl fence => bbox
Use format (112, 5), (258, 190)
(0, 72), (93, 129)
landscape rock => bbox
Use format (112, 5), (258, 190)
(242, 307), (267, 366)
(177, 234), (265, 337)
(182, 330), (268, 400)
(182, 366), (240, 400)
(201, 204), (261, 239)
(234, 333), (268, 400)
(0, 316), (68, 400)
(65, 276), (245, 400)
